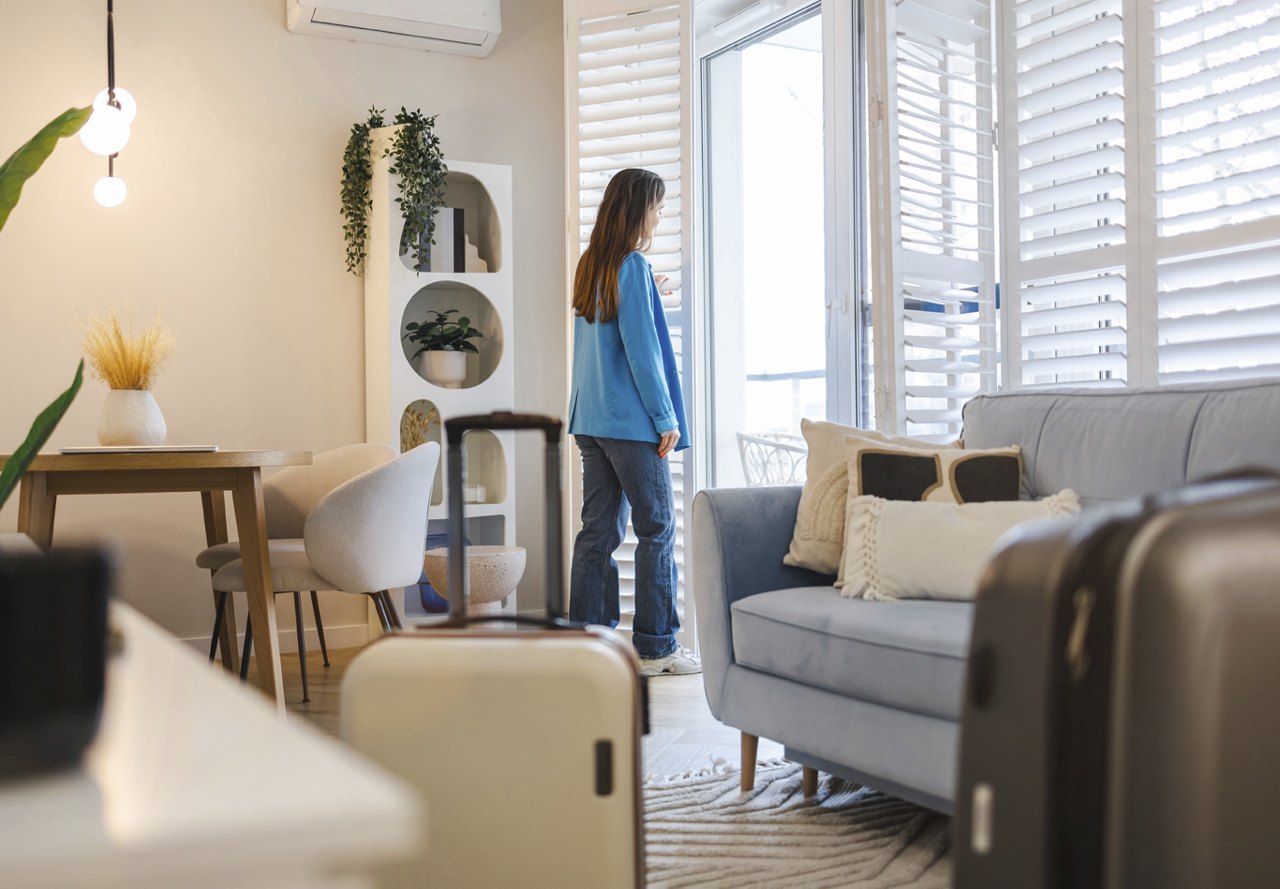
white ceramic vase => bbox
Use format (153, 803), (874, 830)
(97, 389), (167, 446)
(422, 350), (468, 389)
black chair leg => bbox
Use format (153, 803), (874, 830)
(310, 591), (330, 667)
(292, 591), (310, 704)
(380, 590), (404, 630)
(209, 590), (228, 662)
(240, 617), (253, 682)
(369, 592), (391, 631)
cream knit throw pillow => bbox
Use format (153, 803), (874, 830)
(783, 419), (955, 576)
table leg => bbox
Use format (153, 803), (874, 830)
(201, 490), (238, 673)
(16, 472), (56, 548)
(231, 468), (285, 711)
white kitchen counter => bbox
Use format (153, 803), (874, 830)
(0, 602), (422, 889)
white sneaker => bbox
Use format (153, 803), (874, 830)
(639, 646), (702, 676)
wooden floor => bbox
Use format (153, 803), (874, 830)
(268, 644), (785, 778)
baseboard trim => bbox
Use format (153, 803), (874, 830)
(179, 622), (372, 657)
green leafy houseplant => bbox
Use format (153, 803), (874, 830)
(0, 108), (92, 510)
(341, 106), (447, 276)
(404, 309), (484, 357)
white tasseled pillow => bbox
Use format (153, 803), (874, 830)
(839, 490), (1082, 601)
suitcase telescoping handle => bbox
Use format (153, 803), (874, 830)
(444, 412), (565, 627)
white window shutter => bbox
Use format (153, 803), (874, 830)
(1153, 0), (1280, 382)
(867, 0), (999, 438)
(997, 0), (1141, 389)
(564, 0), (695, 642)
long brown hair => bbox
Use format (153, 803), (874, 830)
(573, 168), (665, 323)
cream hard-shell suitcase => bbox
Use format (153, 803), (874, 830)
(340, 413), (645, 889)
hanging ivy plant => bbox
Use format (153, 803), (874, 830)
(389, 107), (448, 274)
(340, 108), (382, 275)
(340, 106), (448, 276)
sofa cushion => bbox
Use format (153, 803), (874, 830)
(730, 587), (973, 720)
(1186, 382), (1280, 480)
(962, 378), (1280, 502)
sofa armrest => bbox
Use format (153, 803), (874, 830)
(691, 486), (835, 716)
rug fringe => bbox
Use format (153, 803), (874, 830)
(644, 756), (796, 786)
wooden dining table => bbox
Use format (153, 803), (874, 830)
(0, 449), (311, 711)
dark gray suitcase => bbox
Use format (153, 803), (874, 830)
(955, 475), (1280, 889)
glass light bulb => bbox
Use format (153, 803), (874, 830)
(93, 87), (137, 125)
(94, 175), (127, 207)
(79, 106), (131, 156)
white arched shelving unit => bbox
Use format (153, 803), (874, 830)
(364, 132), (516, 625)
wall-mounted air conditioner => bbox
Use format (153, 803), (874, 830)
(286, 0), (501, 58)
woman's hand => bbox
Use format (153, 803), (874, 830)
(658, 429), (680, 458)
(654, 273), (672, 295)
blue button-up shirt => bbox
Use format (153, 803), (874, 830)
(568, 251), (690, 451)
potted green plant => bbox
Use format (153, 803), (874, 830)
(0, 108), (91, 550)
(341, 106), (447, 276)
(404, 309), (483, 388)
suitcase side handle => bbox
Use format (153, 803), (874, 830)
(444, 412), (565, 625)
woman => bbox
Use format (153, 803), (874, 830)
(568, 168), (699, 676)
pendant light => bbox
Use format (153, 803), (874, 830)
(84, 1), (134, 207)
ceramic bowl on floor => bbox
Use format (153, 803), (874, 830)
(423, 544), (526, 616)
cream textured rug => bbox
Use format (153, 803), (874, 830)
(643, 761), (952, 888)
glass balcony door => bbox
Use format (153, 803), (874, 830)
(703, 7), (828, 486)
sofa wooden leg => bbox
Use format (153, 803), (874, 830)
(802, 766), (819, 797)
(741, 733), (759, 792)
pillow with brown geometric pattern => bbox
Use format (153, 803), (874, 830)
(783, 418), (1020, 577)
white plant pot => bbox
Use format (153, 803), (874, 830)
(422, 350), (468, 389)
(97, 389), (167, 446)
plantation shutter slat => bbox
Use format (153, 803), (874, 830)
(1019, 120), (1125, 162)
(580, 96), (680, 124)
(1152, 0), (1280, 382)
(1021, 326), (1129, 352)
(1159, 362), (1280, 384)
(1020, 274), (1127, 305)
(1156, 0), (1276, 34)
(1160, 76), (1280, 122)
(1159, 47), (1280, 96)
(1018, 95), (1124, 140)
(1025, 300), (1128, 327)
(1017, 44), (1123, 92)
(1157, 134), (1280, 177)
(1022, 0), (1113, 27)
(565, 0), (694, 642)
(1157, 273), (1280, 315)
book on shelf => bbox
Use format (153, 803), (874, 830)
(426, 207), (466, 273)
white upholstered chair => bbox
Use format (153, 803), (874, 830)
(197, 443), (397, 701)
(210, 442), (441, 694)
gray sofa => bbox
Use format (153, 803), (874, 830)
(692, 378), (1280, 813)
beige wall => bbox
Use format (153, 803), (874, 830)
(0, 0), (565, 646)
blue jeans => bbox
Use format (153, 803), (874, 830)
(569, 435), (679, 659)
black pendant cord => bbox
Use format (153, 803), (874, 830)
(106, 0), (117, 108)
(107, 0), (118, 182)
